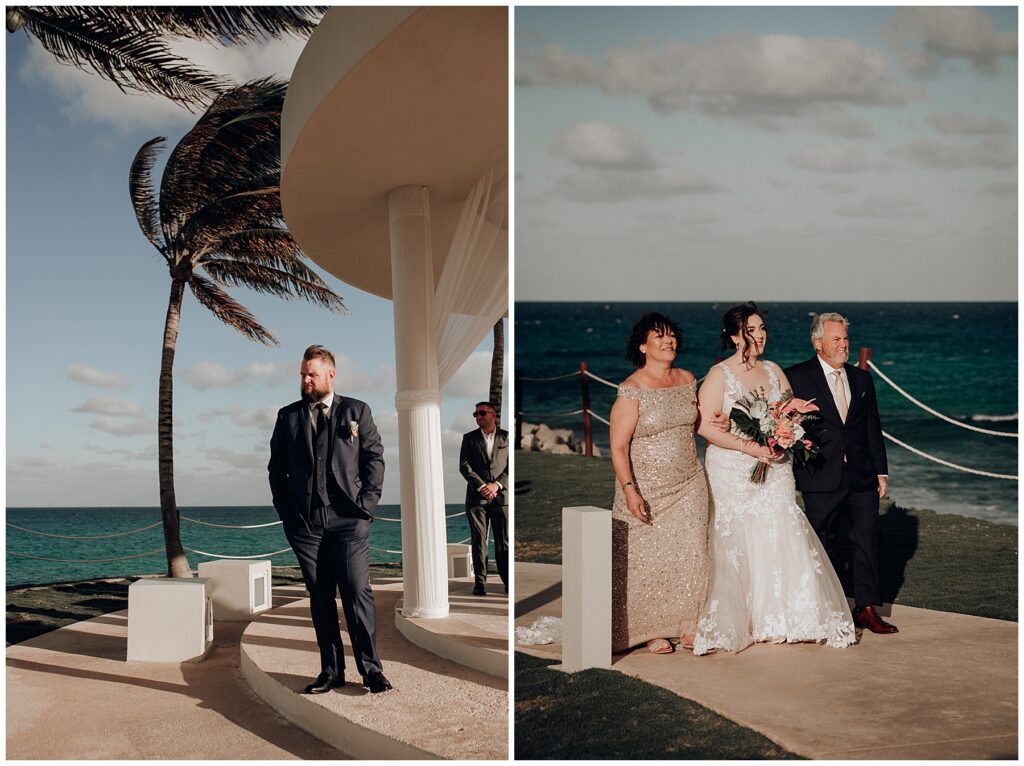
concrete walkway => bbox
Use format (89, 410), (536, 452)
(515, 562), (1018, 760)
(8, 577), (509, 760)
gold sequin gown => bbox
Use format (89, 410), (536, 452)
(612, 381), (711, 652)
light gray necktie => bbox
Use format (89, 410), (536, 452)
(832, 370), (848, 422)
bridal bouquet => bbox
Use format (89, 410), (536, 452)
(729, 388), (822, 484)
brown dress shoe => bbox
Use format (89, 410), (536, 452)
(853, 606), (898, 634)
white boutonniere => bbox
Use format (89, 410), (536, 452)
(349, 420), (359, 443)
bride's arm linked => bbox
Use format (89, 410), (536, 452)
(609, 392), (651, 525)
(697, 367), (775, 460)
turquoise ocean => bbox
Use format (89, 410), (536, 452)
(6, 504), (487, 587)
(516, 302), (1017, 525)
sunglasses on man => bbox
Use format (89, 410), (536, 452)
(473, 410), (495, 417)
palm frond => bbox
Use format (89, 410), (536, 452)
(188, 273), (277, 346)
(159, 78), (286, 230)
(129, 136), (168, 256)
(76, 7), (327, 43)
(204, 227), (305, 267)
(11, 8), (229, 109)
(202, 259), (346, 313)
(173, 185), (283, 255)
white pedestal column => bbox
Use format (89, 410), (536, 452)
(388, 185), (449, 618)
(554, 505), (611, 672)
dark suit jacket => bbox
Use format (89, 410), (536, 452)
(268, 394), (385, 524)
(459, 427), (509, 507)
(785, 357), (887, 493)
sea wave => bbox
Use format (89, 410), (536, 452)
(970, 413), (1018, 422)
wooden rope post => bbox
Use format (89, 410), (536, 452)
(857, 347), (872, 370)
(579, 361), (593, 457)
(514, 370), (523, 450)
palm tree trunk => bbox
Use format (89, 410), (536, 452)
(158, 278), (192, 578)
(489, 319), (504, 417)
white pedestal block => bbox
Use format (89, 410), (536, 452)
(446, 544), (472, 579)
(555, 506), (611, 673)
(127, 578), (213, 662)
(197, 559), (273, 621)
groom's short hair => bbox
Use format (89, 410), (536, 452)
(810, 313), (849, 344)
(303, 345), (336, 369)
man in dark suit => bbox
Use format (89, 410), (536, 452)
(268, 345), (392, 694)
(786, 313), (897, 634)
(459, 401), (509, 596)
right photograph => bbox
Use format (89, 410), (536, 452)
(512, 6), (1017, 761)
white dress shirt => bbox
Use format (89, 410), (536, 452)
(478, 427), (502, 491)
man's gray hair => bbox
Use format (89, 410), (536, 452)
(810, 312), (849, 344)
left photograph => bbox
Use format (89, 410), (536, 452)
(7, 6), (508, 760)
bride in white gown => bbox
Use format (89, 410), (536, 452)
(693, 302), (855, 655)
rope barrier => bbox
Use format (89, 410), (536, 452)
(520, 408), (585, 418)
(8, 548), (166, 563)
(370, 546), (403, 554)
(582, 370), (619, 389)
(882, 430), (1017, 480)
(519, 371), (580, 382)
(869, 361), (1018, 438)
(185, 546), (294, 560)
(180, 516), (282, 529)
(587, 409), (612, 427)
(6, 521), (163, 540)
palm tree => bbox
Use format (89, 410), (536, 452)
(129, 78), (344, 577)
(7, 6), (325, 110)
(489, 319), (505, 418)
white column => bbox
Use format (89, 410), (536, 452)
(555, 505), (611, 672)
(388, 186), (449, 618)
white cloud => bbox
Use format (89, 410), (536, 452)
(555, 166), (722, 202)
(978, 181), (1017, 198)
(199, 406), (280, 429)
(65, 363), (130, 389)
(927, 112), (1011, 135)
(90, 416), (155, 436)
(551, 122), (659, 171)
(181, 361), (234, 390)
(834, 193), (927, 219)
(785, 144), (880, 173)
(883, 8), (1017, 77)
(199, 445), (266, 470)
(443, 351), (501, 401)
(71, 396), (145, 417)
(817, 181), (858, 195)
(519, 33), (910, 131)
(887, 137), (1016, 170)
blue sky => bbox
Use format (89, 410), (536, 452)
(516, 6), (1017, 301)
(6, 27), (506, 507)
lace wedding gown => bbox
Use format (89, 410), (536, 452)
(612, 382), (711, 652)
(693, 361), (856, 655)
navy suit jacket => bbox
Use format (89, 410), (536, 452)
(268, 394), (385, 524)
(785, 357), (887, 493)
(459, 427), (509, 507)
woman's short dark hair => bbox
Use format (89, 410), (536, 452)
(720, 302), (765, 362)
(626, 312), (680, 368)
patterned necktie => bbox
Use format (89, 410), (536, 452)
(832, 370), (848, 422)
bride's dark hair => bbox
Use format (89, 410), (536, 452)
(626, 312), (680, 368)
(720, 302), (765, 365)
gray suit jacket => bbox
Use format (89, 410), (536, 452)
(459, 427), (509, 507)
(268, 394), (385, 524)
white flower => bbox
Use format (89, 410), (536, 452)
(793, 423), (805, 440)
(758, 416), (772, 431)
(748, 400), (768, 419)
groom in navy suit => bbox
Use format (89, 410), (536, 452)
(786, 313), (897, 634)
(268, 344), (392, 693)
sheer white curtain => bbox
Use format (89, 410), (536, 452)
(435, 167), (509, 387)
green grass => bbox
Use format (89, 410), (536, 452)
(6, 564), (403, 646)
(515, 652), (800, 760)
(513, 450), (1017, 759)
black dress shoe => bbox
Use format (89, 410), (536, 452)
(304, 671), (343, 694)
(363, 670), (393, 694)
(472, 584), (487, 596)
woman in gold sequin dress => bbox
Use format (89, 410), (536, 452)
(609, 312), (711, 654)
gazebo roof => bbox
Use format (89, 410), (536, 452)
(280, 6), (508, 300)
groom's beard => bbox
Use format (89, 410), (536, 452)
(301, 383), (329, 403)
